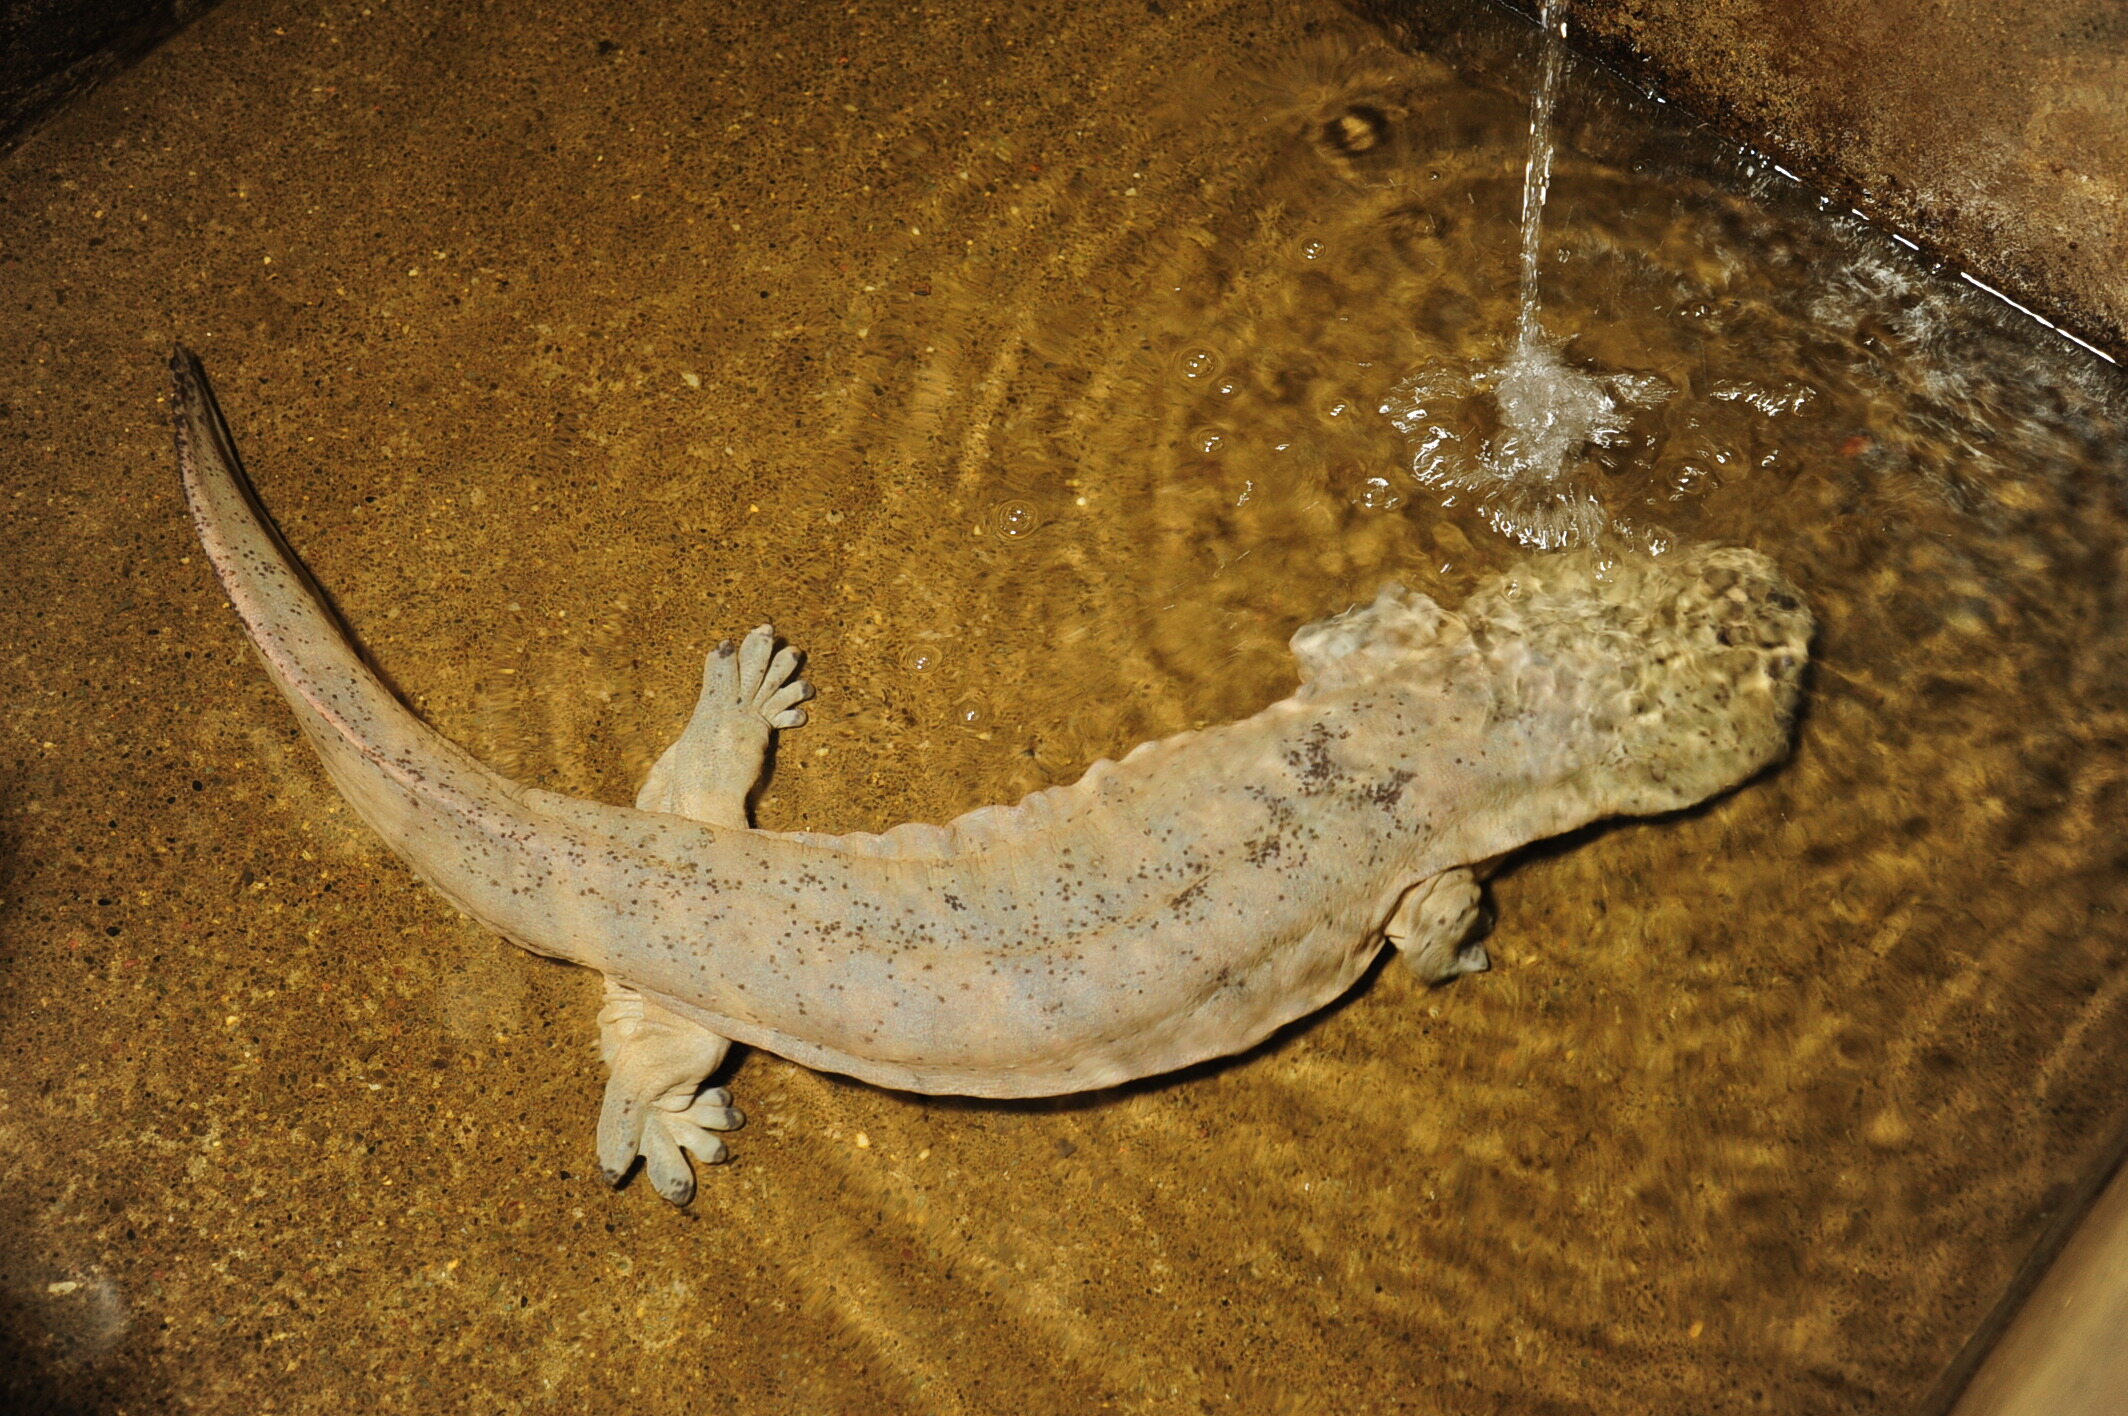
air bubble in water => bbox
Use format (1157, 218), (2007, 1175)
(1190, 426), (1226, 455)
(1299, 238), (1327, 261)
(990, 500), (1038, 538)
(954, 698), (990, 730)
(1172, 345), (1224, 384)
(900, 645), (941, 673)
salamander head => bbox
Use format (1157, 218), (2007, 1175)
(1458, 545), (1813, 814)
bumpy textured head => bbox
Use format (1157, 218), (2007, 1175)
(1458, 546), (1812, 814)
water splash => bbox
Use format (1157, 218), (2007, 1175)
(1383, 356), (1669, 548)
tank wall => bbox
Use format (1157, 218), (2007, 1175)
(0, 0), (221, 155)
(1350, 0), (2128, 361)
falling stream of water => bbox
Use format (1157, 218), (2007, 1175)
(1513, 0), (1568, 352)
(1385, 0), (1666, 547)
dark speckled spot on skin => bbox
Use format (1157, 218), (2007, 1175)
(1363, 769), (1416, 810)
(1285, 721), (1351, 793)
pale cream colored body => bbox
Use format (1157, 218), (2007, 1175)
(173, 348), (1811, 1201)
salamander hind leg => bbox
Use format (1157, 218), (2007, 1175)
(1385, 868), (1491, 984)
(600, 624), (806, 1202)
(636, 623), (812, 828)
(596, 981), (745, 1205)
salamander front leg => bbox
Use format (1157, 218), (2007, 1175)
(636, 623), (811, 828)
(1385, 868), (1490, 983)
(596, 982), (744, 1205)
